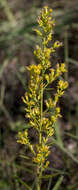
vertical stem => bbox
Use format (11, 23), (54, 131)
(37, 181), (40, 190)
(76, 97), (78, 138)
(39, 37), (45, 145)
(38, 38), (45, 188)
(64, 30), (69, 81)
(64, 29), (71, 121)
(39, 78), (43, 144)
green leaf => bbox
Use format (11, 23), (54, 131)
(41, 172), (60, 179)
(47, 178), (52, 190)
(20, 155), (30, 160)
(54, 120), (63, 147)
(50, 138), (78, 164)
(52, 176), (63, 190)
(18, 178), (32, 190)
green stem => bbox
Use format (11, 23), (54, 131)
(39, 37), (45, 145)
(29, 144), (36, 156)
(37, 181), (40, 190)
(39, 79), (43, 144)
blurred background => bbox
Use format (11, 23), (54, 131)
(0, 0), (78, 190)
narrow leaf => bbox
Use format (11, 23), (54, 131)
(18, 178), (32, 190)
(52, 176), (63, 190)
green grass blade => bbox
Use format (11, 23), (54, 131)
(52, 176), (63, 190)
(16, 164), (34, 174)
(64, 132), (78, 141)
(41, 172), (60, 179)
(64, 30), (69, 81)
(66, 58), (78, 66)
(12, 163), (20, 190)
(54, 120), (63, 147)
(47, 178), (52, 190)
(0, 59), (9, 78)
(47, 167), (67, 175)
(18, 178), (32, 190)
(50, 138), (78, 164)
(20, 155), (30, 160)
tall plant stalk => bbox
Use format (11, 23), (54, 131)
(17, 6), (68, 190)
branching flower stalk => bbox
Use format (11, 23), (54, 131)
(17, 6), (68, 190)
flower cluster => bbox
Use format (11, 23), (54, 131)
(17, 6), (68, 182)
(33, 143), (50, 171)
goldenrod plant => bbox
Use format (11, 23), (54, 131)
(17, 6), (68, 190)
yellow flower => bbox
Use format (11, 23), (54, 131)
(58, 80), (68, 90)
(48, 128), (54, 137)
(56, 107), (62, 118)
(54, 41), (62, 48)
(51, 115), (56, 123)
(17, 6), (68, 179)
(60, 63), (67, 72)
(33, 144), (50, 168)
(33, 29), (42, 36)
(17, 130), (29, 145)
